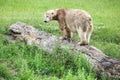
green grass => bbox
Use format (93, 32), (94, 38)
(0, 0), (120, 80)
(0, 35), (96, 80)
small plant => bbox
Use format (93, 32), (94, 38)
(0, 64), (13, 79)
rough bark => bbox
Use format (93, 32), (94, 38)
(5, 22), (120, 79)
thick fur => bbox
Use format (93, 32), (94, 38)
(44, 9), (93, 45)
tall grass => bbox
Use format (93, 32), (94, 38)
(0, 34), (96, 80)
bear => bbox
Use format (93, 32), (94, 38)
(44, 8), (93, 45)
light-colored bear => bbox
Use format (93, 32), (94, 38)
(44, 8), (93, 45)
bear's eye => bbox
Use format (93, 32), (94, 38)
(51, 13), (54, 15)
(46, 16), (49, 17)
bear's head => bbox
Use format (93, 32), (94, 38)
(44, 10), (58, 23)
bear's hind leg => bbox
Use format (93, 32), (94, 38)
(77, 28), (88, 45)
(86, 32), (92, 44)
(86, 22), (93, 44)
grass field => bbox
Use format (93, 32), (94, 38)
(0, 0), (120, 80)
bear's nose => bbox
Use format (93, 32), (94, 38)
(44, 21), (47, 23)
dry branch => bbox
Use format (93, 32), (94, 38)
(5, 22), (120, 79)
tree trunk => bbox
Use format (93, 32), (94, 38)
(5, 22), (120, 79)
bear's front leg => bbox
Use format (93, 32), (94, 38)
(59, 26), (71, 41)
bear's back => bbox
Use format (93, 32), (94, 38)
(65, 9), (91, 22)
(64, 9), (92, 32)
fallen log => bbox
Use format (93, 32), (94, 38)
(5, 22), (120, 79)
